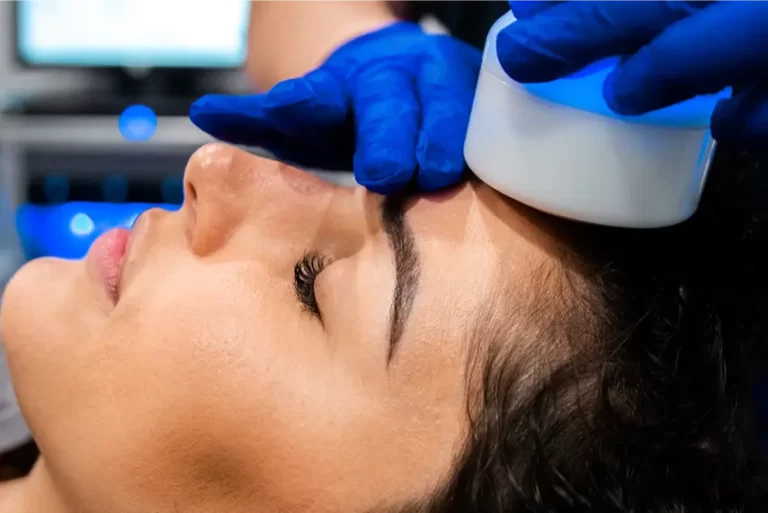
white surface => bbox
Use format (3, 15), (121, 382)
(0, 2), (92, 99)
(17, 1), (248, 68)
(0, 2), (249, 102)
(464, 11), (715, 228)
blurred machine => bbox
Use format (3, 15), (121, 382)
(0, 128), (200, 258)
(0, 0), (252, 241)
(10, 0), (250, 116)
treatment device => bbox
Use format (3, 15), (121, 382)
(464, 11), (730, 229)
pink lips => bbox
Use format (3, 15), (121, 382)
(87, 228), (130, 302)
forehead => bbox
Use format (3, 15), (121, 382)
(393, 182), (562, 377)
(406, 182), (560, 293)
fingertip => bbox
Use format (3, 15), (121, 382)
(417, 168), (465, 192)
(604, 52), (675, 116)
(188, 94), (273, 145)
(190, 95), (230, 122)
(415, 133), (465, 191)
(495, 28), (536, 82)
(352, 67), (420, 194)
(496, 26), (572, 83)
(191, 93), (227, 111)
(353, 153), (416, 195)
(191, 94), (264, 115)
(602, 70), (638, 116)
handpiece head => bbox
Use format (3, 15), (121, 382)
(464, 11), (728, 229)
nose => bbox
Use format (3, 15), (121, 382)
(182, 144), (343, 256)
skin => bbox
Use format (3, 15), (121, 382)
(0, 144), (564, 513)
(246, 1), (400, 90)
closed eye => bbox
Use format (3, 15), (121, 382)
(293, 252), (327, 317)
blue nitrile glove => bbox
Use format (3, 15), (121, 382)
(501, 1), (768, 148)
(190, 22), (481, 194)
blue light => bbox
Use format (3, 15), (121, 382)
(522, 58), (731, 128)
(69, 212), (95, 237)
(126, 214), (140, 229)
(118, 105), (158, 142)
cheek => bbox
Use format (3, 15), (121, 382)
(0, 258), (107, 438)
(26, 262), (345, 509)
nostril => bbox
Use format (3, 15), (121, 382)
(185, 181), (198, 203)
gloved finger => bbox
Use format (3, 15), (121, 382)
(352, 65), (419, 194)
(262, 68), (349, 137)
(711, 85), (768, 150)
(190, 94), (275, 146)
(415, 52), (477, 191)
(497, 1), (711, 83)
(190, 94), (354, 170)
(508, 1), (562, 20)
(605, 2), (768, 115)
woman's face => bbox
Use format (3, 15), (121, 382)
(1, 145), (559, 513)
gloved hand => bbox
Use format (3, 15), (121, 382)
(501, 1), (768, 148)
(190, 22), (481, 194)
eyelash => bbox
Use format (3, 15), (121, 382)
(293, 252), (328, 317)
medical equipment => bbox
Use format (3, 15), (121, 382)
(10, 1), (250, 117)
(16, 203), (178, 260)
(464, 11), (729, 228)
(15, 1), (249, 69)
(502, 1), (768, 148)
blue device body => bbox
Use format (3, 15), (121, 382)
(16, 202), (178, 260)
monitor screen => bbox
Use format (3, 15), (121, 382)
(16, 1), (250, 68)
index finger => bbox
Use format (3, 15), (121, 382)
(606, 1), (768, 115)
(497, 1), (711, 83)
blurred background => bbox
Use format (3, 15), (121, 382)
(0, 0), (255, 467)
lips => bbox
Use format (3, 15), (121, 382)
(87, 228), (131, 302)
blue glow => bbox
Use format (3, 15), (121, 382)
(126, 214), (140, 229)
(69, 213), (95, 237)
(522, 58), (731, 128)
(16, 202), (182, 260)
(119, 105), (158, 142)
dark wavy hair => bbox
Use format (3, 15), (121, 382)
(403, 149), (768, 513)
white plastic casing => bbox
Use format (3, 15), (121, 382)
(464, 12), (718, 228)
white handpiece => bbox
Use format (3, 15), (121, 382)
(464, 11), (727, 228)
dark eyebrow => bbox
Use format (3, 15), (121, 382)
(381, 194), (421, 365)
